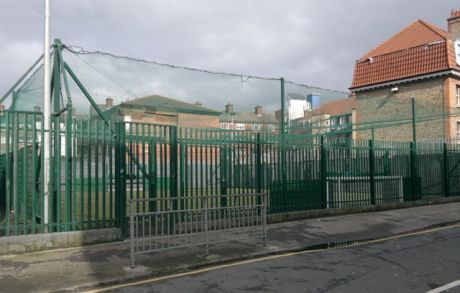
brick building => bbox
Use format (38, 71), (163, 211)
(350, 11), (460, 141)
(101, 95), (221, 128)
(294, 97), (357, 139)
(219, 103), (278, 132)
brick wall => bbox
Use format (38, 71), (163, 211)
(177, 113), (219, 128)
(118, 108), (219, 128)
(355, 78), (447, 141)
(444, 77), (460, 139)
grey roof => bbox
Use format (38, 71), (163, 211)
(103, 94), (221, 116)
(219, 111), (278, 124)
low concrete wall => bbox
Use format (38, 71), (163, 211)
(268, 196), (460, 224)
(0, 228), (121, 255)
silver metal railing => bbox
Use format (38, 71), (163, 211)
(129, 193), (268, 267)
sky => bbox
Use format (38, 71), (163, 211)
(0, 0), (459, 111)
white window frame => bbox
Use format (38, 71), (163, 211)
(456, 40), (460, 66)
(456, 85), (460, 107)
(235, 123), (245, 131)
(220, 122), (230, 129)
(457, 121), (460, 139)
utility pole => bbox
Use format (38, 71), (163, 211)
(43, 0), (51, 229)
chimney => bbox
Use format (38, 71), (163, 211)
(106, 97), (114, 109)
(33, 105), (41, 112)
(255, 105), (263, 116)
(225, 103), (234, 113)
(448, 9), (460, 40)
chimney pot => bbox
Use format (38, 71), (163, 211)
(448, 9), (460, 40)
(106, 97), (114, 109)
(225, 103), (234, 113)
(255, 105), (263, 116)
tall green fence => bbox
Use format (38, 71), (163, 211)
(118, 122), (460, 227)
(1, 115), (460, 237)
(0, 110), (117, 236)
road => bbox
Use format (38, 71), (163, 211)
(103, 225), (460, 293)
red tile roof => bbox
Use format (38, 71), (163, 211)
(301, 97), (356, 120)
(351, 20), (459, 90)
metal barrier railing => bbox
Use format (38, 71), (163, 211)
(129, 193), (267, 267)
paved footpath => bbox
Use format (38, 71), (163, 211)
(0, 202), (459, 293)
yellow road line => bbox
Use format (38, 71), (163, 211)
(84, 224), (460, 293)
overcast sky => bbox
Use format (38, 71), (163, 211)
(1, 0), (459, 103)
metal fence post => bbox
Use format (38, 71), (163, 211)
(443, 142), (450, 197)
(320, 135), (327, 209)
(115, 123), (127, 235)
(65, 102), (73, 231)
(262, 193), (267, 246)
(170, 127), (178, 210)
(204, 196), (209, 255)
(369, 140), (375, 205)
(410, 141), (418, 201)
(130, 200), (135, 268)
(256, 133), (262, 205)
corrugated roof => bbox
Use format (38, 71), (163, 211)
(351, 20), (459, 90)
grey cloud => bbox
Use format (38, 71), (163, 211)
(1, 0), (458, 111)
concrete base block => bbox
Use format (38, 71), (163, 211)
(0, 228), (121, 255)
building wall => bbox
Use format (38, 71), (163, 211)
(117, 108), (219, 128)
(355, 77), (447, 141)
(444, 77), (460, 139)
(177, 113), (219, 128)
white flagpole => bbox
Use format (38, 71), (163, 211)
(43, 0), (51, 229)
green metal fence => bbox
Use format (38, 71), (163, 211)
(117, 122), (460, 231)
(0, 110), (117, 236)
(1, 115), (460, 237)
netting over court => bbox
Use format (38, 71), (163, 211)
(4, 43), (347, 129)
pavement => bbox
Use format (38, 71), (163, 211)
(0, 202), (459, 293)
(109, 224), (460, 293)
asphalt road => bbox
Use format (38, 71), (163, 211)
(108, 226), (460, 293)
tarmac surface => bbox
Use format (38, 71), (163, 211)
(0, 202), (459, 293)
(108, 225), (460, 293)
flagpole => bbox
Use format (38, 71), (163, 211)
(43, 0), (51, 229)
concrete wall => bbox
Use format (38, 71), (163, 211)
(0, 228), (121, 255)
(355, 78), (448, 141)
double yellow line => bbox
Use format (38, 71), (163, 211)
(84, 224), (460, 293)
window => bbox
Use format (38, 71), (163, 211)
(252, 124), (260, 130)
(220, 122), (230, 129)
(457, 121), (460, 139)
(456, 85), (460, 107)
(235, 123), (245, 131)
(456, 40), (460, 65)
